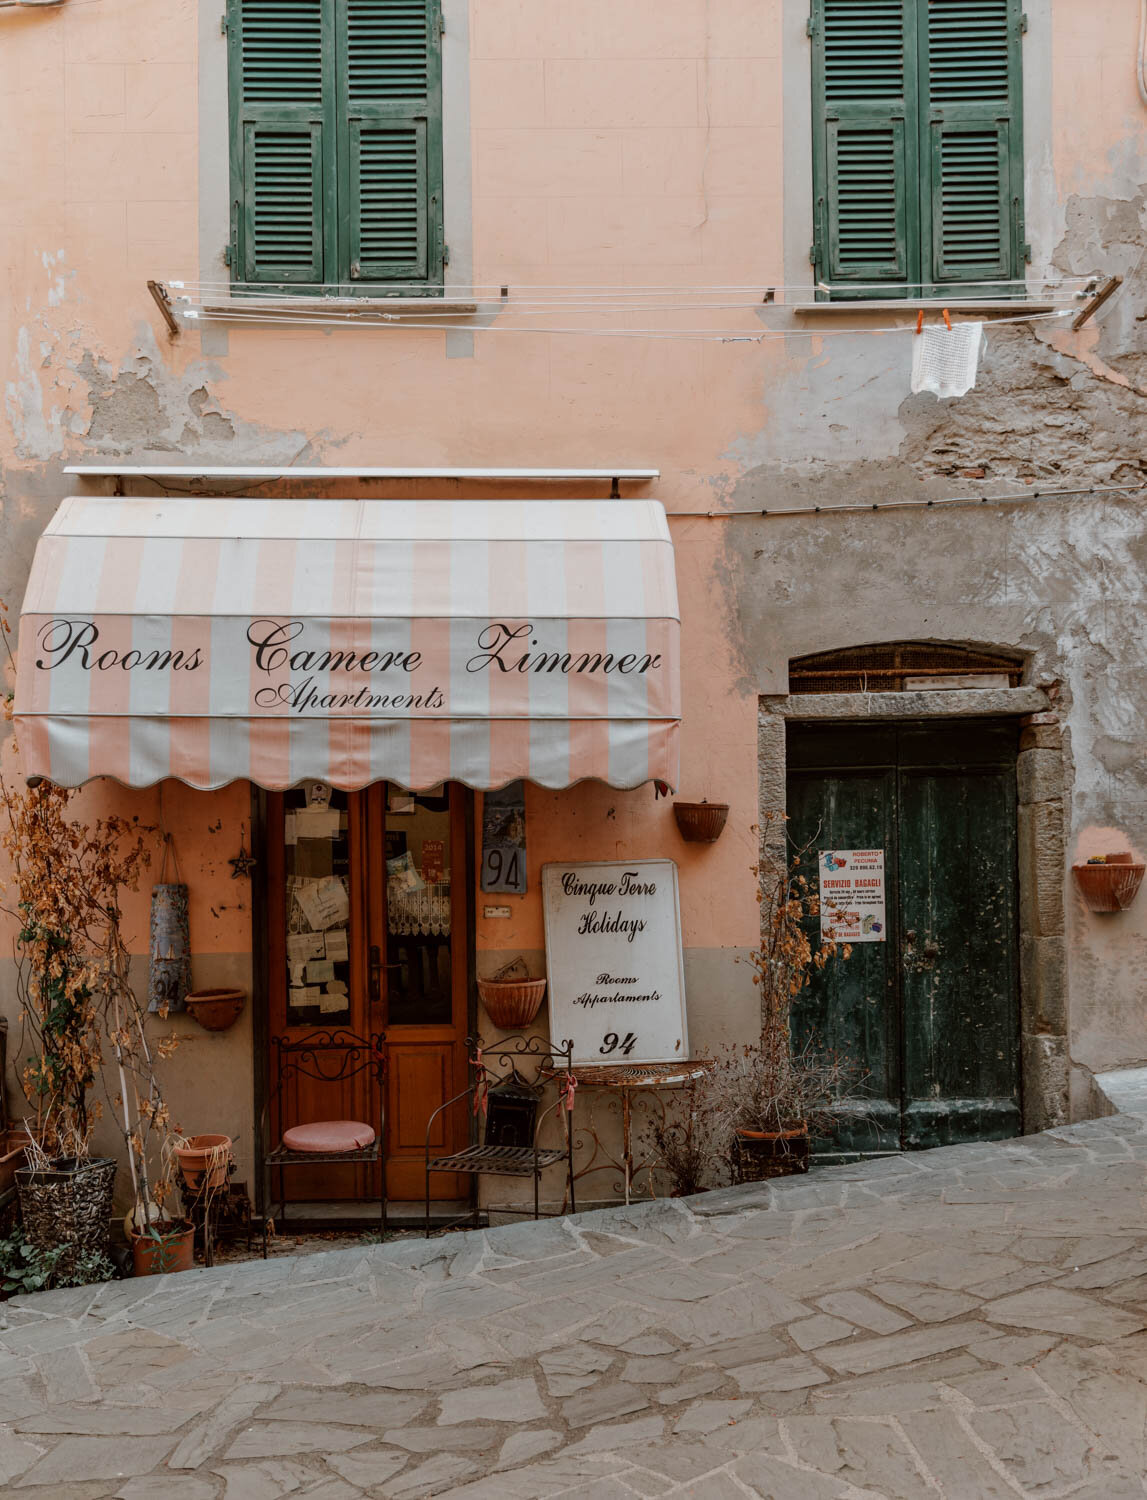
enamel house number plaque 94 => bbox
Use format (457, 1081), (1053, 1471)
(541, 859), (689, 1067)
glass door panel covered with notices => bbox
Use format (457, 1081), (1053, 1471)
(284, 784), (354, 1026)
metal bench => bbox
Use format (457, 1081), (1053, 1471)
(424, 1035), (576, 1236)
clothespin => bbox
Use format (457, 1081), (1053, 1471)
(942, 307), (952, 331)
(653, 780), (670, 800)
(915, 310), (924, 336)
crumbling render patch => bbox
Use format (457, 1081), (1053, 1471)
(74, 328), (310, 463)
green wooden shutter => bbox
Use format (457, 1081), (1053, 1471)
(920, 0), (1024, 287)
(228, 0), (336, 284)
(811, 0), (919, 293)
(336, 0), (443, 287)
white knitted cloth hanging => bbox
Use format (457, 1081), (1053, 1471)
(911, 321), (984, 398)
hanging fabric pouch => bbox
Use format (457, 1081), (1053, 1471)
(148, 835), (192, 1015)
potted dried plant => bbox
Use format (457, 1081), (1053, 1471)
(0, 774), (189, 1277)
(705, 822), (857, 1183)
(0, 780), (155, 1273)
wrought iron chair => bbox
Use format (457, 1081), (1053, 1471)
(423, 1034), (576, 1237)
(260, 1030), (386, 1256)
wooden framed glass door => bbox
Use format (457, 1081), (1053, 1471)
(366, 783), (470, 1200)
(266, 783), (470, 1204)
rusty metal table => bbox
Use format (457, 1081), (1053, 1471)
(567, 1060), (711, 1206)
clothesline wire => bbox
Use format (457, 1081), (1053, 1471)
(168, 275), (1093, 295)
(169, 297), (1083, 317)
(177, 308), (1075, 341)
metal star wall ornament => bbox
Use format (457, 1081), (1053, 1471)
(229, 841), (257, 879)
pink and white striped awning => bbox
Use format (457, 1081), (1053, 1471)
(16, 496), (680, 791)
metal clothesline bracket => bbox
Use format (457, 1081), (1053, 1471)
(147, 279), (181, 339)
(1071, 275), (1122, 331)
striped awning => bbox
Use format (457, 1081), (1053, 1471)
(15, 496), (681, 791)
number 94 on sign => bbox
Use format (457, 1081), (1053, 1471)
(599, 1032), (637, 1057)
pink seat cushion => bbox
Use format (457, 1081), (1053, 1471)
(282, 1120), (375, 1153)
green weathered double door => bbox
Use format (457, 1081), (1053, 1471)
(787, 720), (1020, 1152)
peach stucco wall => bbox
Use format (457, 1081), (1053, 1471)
(2, 0), (1145, 1184)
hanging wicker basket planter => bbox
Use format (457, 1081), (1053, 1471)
(477, 977), (548, 1030)
(673, 801), (729, 844)
(1072, 856), (1146, 913)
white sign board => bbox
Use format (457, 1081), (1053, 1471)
(541, 860), (688, 1066)
(819, 849), (886, 943)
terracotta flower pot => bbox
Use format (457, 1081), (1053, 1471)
(477, 977), (547, 1030)
(1072, 862), (1146, 913)
(0, 1128), (29, 1196)
(185, 988), (245, 1031)
(175, 1134), (232, 1191)
(673, 801), (729, 843)
(732, 1123), (810, 1183)
(130, 1221), (195, 1277)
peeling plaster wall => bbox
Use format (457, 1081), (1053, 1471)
(0, 0), (1144, 1190)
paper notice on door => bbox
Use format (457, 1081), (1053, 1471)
(294, 876), (350, 931)
(288, 987), (308, 1008)
(284, 812), (298, 846)
(319, 989), (346, 1014)
(324, 929), (349, 963)
(306, 959), (335, 984)
(287, 932), (325, 963)
(295, 808), (342, 840)
(301, 985), (322, 1006)
(819, 849), (886, 943)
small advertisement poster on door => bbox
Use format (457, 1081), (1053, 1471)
(542, 859), (689, 1066)
(819, 849), (886, 943)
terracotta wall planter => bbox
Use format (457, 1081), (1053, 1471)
(185, 988), (245, 1031)
(673, 801), (729, 843)
(477, 977), (547, 1030)
(1072, 858), (1146, 913)
(131, 1221), (195, 1276)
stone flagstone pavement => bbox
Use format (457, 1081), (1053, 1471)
(3, 1112), (1147, 1497)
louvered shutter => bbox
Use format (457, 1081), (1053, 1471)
(336, 0), (443, 286)
(229, 0), (334, 284)
(921, 0), (1023, 286)
(812, 0), (919, 291)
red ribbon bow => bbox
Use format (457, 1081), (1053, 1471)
(472, 1047), (489, 1117)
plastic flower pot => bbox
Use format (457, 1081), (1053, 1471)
(174, 1135), (232, 1191)
(477, 977), (547, 1030)
(130, 1221), (195, 1277)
